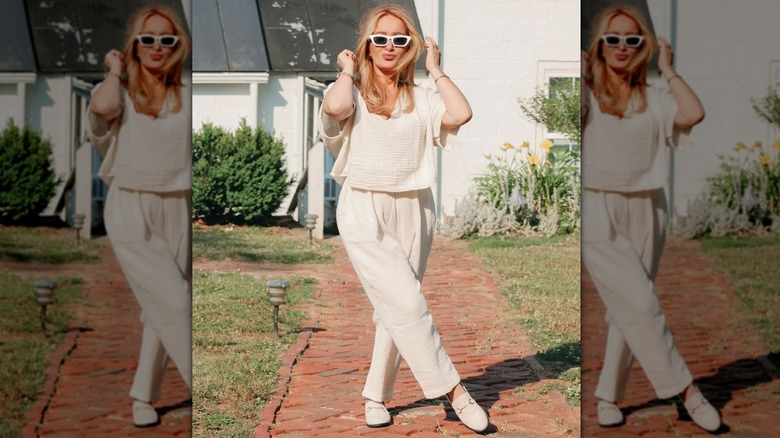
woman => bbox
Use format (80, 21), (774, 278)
(88, 5), (191, 428)
(318, 4), (489, 433)
(582, 5), (720, 432)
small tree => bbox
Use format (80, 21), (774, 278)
(518, 78), (581, 145)
(0, 120), (59, 221)
(751, 86), (780, 129)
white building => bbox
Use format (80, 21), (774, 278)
(192, 0), (581, 238)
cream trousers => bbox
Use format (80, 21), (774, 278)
(104, 185), (192, 401)
(583, 188), (693, 401)
(337, 180), (460, 401)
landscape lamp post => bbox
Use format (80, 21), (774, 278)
(266, 280), (290, 336)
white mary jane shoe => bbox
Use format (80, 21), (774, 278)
(446, 386), (489, 433)
(365, 400), (392, 428)
(132, 400), (160, 428)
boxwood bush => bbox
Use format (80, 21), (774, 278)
(193, 120), (295, 223)
(0, 121), (59, 222)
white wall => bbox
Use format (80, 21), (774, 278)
(429, 0), (581, 217)
(648, 0), (780, 216)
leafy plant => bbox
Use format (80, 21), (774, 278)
(0, 120), (59, 221)
(192, 120), (295, 223)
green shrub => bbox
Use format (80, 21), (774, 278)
(0, 120), (59, 221)
(192, 120), (295, 223)
(470, 140), (580, 236)
(675, 142), (780, 238)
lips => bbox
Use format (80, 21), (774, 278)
(382, 54), (395, 61)
(150, 54), (164, 61)
(614, 55), (629, 61)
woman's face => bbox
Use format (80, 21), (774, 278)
(136, 14), (177, 74)
(369, 13), (409, 75)
(601, 14), (642, 73)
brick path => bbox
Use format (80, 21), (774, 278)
(14, 235), (191, 437)
(582, 236), (780, 436)
(240, 236), (580, 437)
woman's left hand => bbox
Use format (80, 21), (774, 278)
(425, 36), (442, 73)
(657, 37), (675, 76)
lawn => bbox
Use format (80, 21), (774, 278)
(0, 226), (100, 264)
(193, 224), (332, 264)
(468, 233), (581, 406)
(701, 234), (780, 364)
(192, 225), (328, 438)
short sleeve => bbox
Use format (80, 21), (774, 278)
(427, 88), (459, 150)
(88, 82), (123, 157)
(318, 83), (358, 156)
(658, 87), (691, 149)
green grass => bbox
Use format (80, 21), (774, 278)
(192, 225), (332, 264)
(0, 226), (100, 264)
(0, 272), (85, 437)
(193, 272), (317, 438)
(468, 233), (581, 406)
(701, 235), (780, 359)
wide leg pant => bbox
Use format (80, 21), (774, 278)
(583, 188), (692, 401)
(104, 185), (192, 401)
(337, 180), (461, 401)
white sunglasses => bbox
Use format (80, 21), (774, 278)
(601, 34), (644, 48)
(368, 34), (412, 48)
(136, 34), (179, 48)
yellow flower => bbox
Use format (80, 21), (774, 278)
(501, 142), (514, 151)
(760, 153), (773, 166)
(754, 141), (762, 149)
(521, 140), (530, 149)
(734, 142), (747, 151)
(528, 153), (540, 166)
(773, 139), (780, 151)
(540, 139), (554, 152)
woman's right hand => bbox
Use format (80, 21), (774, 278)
(337, 49), (356, 74)
(104, 49), (124, 75)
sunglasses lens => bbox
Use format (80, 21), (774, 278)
(371, 36), (389, 46)
(392, 36), (410, 47)
(160, 36), (177, 47)
(625, 36), (642, 47)
(139, 36), (156, 46)
(604, 36), (620, 46)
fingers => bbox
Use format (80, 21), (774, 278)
(425, 36), (439, 49)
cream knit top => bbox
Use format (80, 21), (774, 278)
(89, 83), (191, 192)
(582, 85), (690, 192)
(319, 83), (458, 191)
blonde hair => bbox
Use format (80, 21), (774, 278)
(355, 4), (424, 117)
(120, 5), (190, 117)
(585, 5), (656, 117)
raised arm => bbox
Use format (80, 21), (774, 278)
(658, 37), (705, 128)
(322, 49), (358, 123)
(425, 36), (472, 128)
(90, 49), (124, 122)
